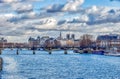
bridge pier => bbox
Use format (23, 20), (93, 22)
(64, 48), (67, 54)
(49, 48), (52, 54)
(16, 49), (19, 55)
(33, 50), (35, 55)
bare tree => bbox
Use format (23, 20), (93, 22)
(80, 34), (93, 48)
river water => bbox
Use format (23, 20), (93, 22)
(0, 49), (120, 79)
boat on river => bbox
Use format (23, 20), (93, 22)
(73, 48), (83, 54)
(104, 47), (120, 56)
(92, 50), (105, 55)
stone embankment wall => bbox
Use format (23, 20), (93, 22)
(0, 57), (3, 71)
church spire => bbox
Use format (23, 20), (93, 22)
(60, 32), (61, 38)
(59, 31), (62, 40)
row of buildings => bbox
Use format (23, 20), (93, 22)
(28, 33), (80, 48)
(0, 33), (120, 49)
(0, 37), (27, 48)
(96, 34), (120, 48)
(28, 33), (120, 49)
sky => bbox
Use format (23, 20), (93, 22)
(0, 0), (120, 42)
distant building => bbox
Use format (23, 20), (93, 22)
(44, 38), (56, 47)
(74, 40), (80, 47)
(66, 39), (74, 47)
(37, 36), (40, 43)
(71, 34), (75, 40)
(28, 36), (41, 47)
(57, 32), (62, 40)
(96, 34), (120, 48)
(56, 33), (78, 47)
(40, 36), (49, 47)
(59, 39), (67, 47)
(66, 34), (75, 40)
(0, 37), (7, 48)
(0, 37), (7, 43)
(66, 34), (70, 40)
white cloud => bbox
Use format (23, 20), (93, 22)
(68, 15), (89, 23)
(62, 0), (84, 11)
(34, 18), (57, 29)
(82, 6), (120, 25)
(12, 3), (33, 13)
(1, 0), (19, 3)
(1, 1), (120, 42)
(0, 0), (42, 3)
(46, 0), (84, 12)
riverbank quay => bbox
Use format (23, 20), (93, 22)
(73, 48), (120, 57)
(0, 57), (3, 71)
(104, 53), (120, 57)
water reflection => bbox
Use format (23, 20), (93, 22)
(2, 56), (27, 79)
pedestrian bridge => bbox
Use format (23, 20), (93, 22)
(0, 47), (82, 55)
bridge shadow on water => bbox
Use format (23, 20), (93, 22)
(1, 49), (79, 55)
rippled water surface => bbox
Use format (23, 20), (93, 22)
(0, 49), (120, 79)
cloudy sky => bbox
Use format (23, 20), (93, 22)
(0, 0), (120, 42)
